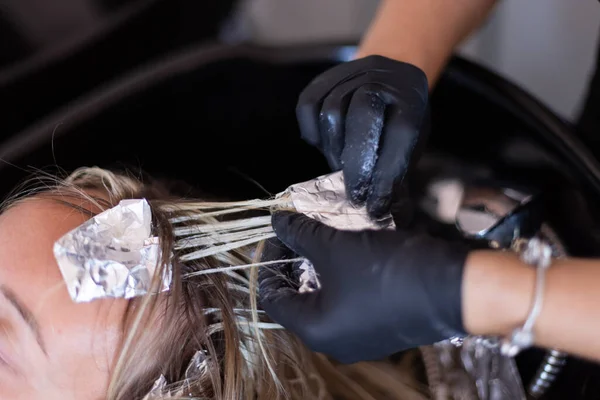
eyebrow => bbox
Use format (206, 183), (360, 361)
(0, 286), (47, 355)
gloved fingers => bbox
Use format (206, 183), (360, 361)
(388, 184), (416, 229)
(296, 57), (388, 150)
(367, 106), (418, 220)
(258, 237), (301, 293)
(258, 281), (325, 341)
(318, 78), (367, 171)
(271, 211), (339, 271)
(296, 94), (323, 148)
(260, 235), (295, 263)
(297, 60), (372, 108)
(296, 63), (364, 148)
(341, 83), (387, 204)
(258, 232), (329, 337)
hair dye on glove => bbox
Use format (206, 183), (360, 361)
(260, 170), (468, 364)
(296, 55), (430, 219)
(274, 170), (394, 292)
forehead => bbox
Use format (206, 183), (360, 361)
(0, 191), (112, 257)
(0, 197), (128, 395)
(1, 196), (86, 238)
(0, 198), (88, 279)
(0, 193), (125, 310)
(0, 194), (125, 318)
(0, 197), (102, 285)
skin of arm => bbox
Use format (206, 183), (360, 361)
(355, 0), (498, 85)
(348, 1), (600, 359)
(463, 250), (600, 362)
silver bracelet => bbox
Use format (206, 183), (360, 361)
(500, 237), (553, 357)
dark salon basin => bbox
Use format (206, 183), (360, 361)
(2, 43), (600, 199)
(0, 44), (349, 201)
(0, 0), (236, 142)
(2, 42), (600, 399)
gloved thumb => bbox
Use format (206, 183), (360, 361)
(258, 233), (324, 335)
(259, 276), (323, 337)
(271, 211), (336, 264)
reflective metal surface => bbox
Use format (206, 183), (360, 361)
(54, 199), (171, 302)
(456, 186), (528, 238)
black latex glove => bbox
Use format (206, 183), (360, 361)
(259, 211), (468, 364)
(297, 55), (430, 220)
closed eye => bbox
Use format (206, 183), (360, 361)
(0, 286), (47, 356)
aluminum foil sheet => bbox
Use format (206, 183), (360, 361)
(426, 337), (526, 400)
(54, 199), (171, 303)
(277, 171), (395, 292)
(142, 350), (208, 399)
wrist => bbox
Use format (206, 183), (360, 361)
(462, 250), (535, 337)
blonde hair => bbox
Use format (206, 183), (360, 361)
(4, 167), (429, 400)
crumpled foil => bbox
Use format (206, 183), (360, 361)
(53, 199), (171, 302)
(277, 171), (395, 292)
(142, 350), (208, 399)
(426, 337), (526, 400)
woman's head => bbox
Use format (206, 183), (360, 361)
(0, 167), (427, 400)
(0, 191), (127, 399)
(0, 167), (318, 400)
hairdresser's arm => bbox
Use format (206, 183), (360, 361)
(465, 250), (600, 362)
(356, 0), (497, 85)
(259, 212), (600, 364)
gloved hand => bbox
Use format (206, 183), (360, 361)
(259, 211), (468, 364)
(296, 55), (430, 220)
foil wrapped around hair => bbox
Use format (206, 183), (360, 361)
(424, 336), (526, 400)
(141, 350), (208, 399)
(54, 199), (171, 303)
(276, 171), (395, 292)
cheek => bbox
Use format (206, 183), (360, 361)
(0, 378), (73, 400)
(44, 298), (127, 364)
(39, 298), (127, 397)
(0, 252), (55, 295)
